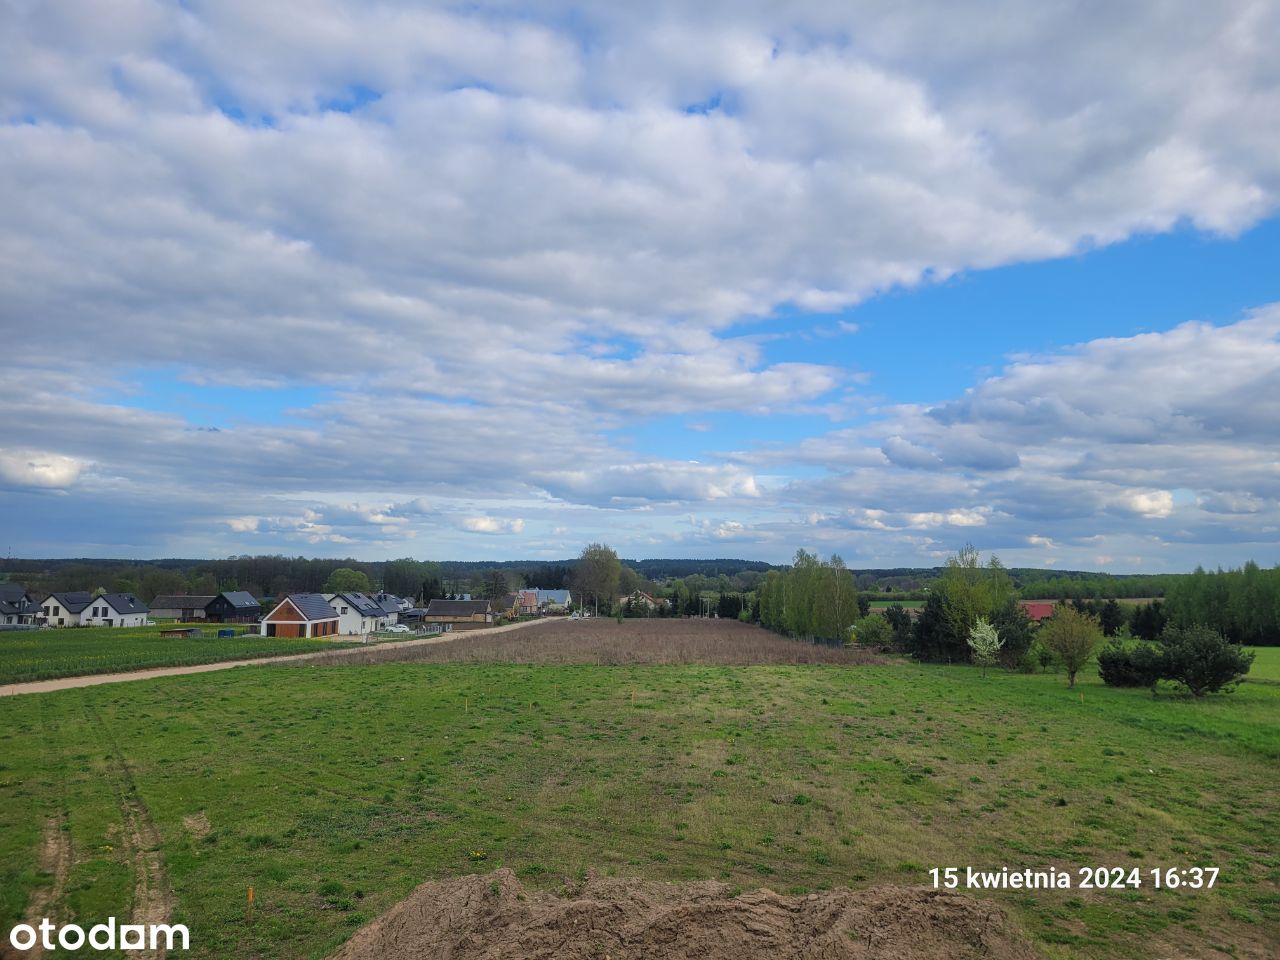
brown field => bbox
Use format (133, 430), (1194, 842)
(302, 617), (883, 667)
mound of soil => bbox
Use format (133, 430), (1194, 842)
(330, 870), (1039, 960)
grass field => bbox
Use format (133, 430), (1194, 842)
(0, 624), (359, 684)
(0, 630), (1274, 959)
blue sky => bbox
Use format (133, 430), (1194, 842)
(2, 1), (1279, 571)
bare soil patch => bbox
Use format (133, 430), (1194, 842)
(330, 869), (1037, 960)
(1, 817), (72, 960)
(181, 811), (211, 840)
(305, 618), (882, 667)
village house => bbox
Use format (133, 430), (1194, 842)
(325, 592), (390, 634)
(81, 593), (150, 628)
(423, 598), (493, 631)
(205, 591), (262, 623)
(515, 589), (539, 616)
(38, 591), (95, 627)
(534, 588), (571, 613)
(0, 584), (37, 626)
(621, 589), (668, 613)
(150, 595), (216, 621)
(260, 594), (340, 638)
(372, 593), (403, 624)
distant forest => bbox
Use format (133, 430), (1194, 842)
(0, 554), (1206, 605)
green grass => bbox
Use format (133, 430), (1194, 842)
(0, 624), (358, 684)
(0, 660), (1275, 959)
(868, 600), (924, 609)
(1244, 647), (1280, 683)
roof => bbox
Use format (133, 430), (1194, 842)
(278, 593), (340, 621)
(535, 589), (571, 604)
(100, 593), (150, 614)
(0, 584), (34, 616)
(374, 595), (402, 614)
(151, 595), (217, 610)
(44, 591), (94, 613)
(1019, 601), (1058, 621)
(331, 592), (386, 617)
(217, 591), (261, 610)
(425, 599), (491, 617)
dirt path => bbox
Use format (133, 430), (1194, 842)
(0, 619), (546, 698)
(0, 816), (73, 960)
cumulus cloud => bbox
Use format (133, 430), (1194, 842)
(2, 3), (1279, 565)
(459, 516), (526, 535)
(0, 449), (84, 489)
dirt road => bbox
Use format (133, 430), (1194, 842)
(0, 619), (545, 698)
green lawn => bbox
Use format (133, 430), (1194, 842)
(0, 658), (1275, 959)
(0, 624), (358, 684)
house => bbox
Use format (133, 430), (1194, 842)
(495, 593), (519, 618)
(38, 592), (95, 627)
(205, 591), (262, 623)
(1019, 601), (1058, 623)
(0, 584), (37, 625)
(534, 589), (571, 612)
(325, 592), (390, 634)
(515, 589), (539, 616)
(372, 593), (403, 624)
(81, 593), (150, 628)
(423, 598), (492, 631)
(621, 590), (668, 613)
(260, 594), (340, 638)
(150, 595), (216, 621)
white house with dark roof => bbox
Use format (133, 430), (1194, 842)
(0, 584), (37, 625)
(81, 593), (150, 628)
(39, 591), (95, 627)
(324, 592), (391, 634)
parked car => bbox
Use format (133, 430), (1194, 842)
(383, 624), (412, 634)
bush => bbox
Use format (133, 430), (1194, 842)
(1159, 625), (1255, 697)
(1097, 641), (1164, 688)
(849, 615), (893, 650)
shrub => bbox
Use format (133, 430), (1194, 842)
(850, 615), (893, 650)
(1038, 606), (1103, 687)
(966, 618), (1003, 677)
(1097, 641), (1164, 688)
(1159, 625), (1255, 697)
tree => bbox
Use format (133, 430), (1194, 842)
(324, 567), (372, 594)
(1159, 625), (1255, 697)
(1097, 641), (1164, 689)
(1038, 606), (1103, 687)
(1099, 599), (1125, 637)
(1131, 600), (1168, 642)
(573, 543), (621, 616)
(990, 597), (1034, 668)
(856, 594), (871, 618)
(483, 569), (510, 600)
(883, 604), (914, 651)
(966, 618), (1003, 677)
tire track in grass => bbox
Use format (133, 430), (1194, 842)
(0, 816), (72, 960)
(80, 699), (175, 960)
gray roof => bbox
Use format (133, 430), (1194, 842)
(151, 595), (217, 610)
(425, 598), (491, 617)
(280, 593), (340, 621)
(217, 591), (261, 610)
(100, 593), (150, 614)
(375, 595), (401, 614)
(332, 592), (385, 617)
(0, 584), (33, 616)
(535, 589), (571, 604)
(44, 591), (94, 613)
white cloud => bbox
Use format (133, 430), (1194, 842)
(0, 449), (84, 489)
(459, 516), (526, 535)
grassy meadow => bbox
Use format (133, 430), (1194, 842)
(0, 624), (358, 684)
(0, 643), (1275, 959)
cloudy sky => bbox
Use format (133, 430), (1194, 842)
(2, 1), (1279, 570)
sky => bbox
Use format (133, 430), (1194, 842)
(2, 0), (1279, 572)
